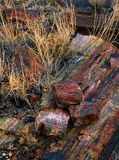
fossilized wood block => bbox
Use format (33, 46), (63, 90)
(53, 80), (83, 106)
(69, 101), (99, 126)
(78, 101), (99, 125)
(35, 108), (70, 136)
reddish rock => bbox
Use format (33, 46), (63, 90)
(12, 46), (45, 84)
(35, 108), (70, 136)
(69, 101), (99, 126)
(79, 101), (99, 125)
(53, 80), (83, 106)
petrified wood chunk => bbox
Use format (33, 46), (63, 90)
(69, 101), (99, 126)
(53, 80), (83, 106)
(35, 108), (70, 136)
(79, 101), (99, 125)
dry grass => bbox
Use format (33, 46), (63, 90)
(25, 5), (76, 90)
(0, 0), (118, 101)
(0, 1), (76, 100)
(8, 71), (27, 99)
(0, 52), (5, 79)
(93, 0), (119, 42)
(0, 65), (28, 99)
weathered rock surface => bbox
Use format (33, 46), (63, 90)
(53, 80), (83, 106)
(69, 103), (99, 126)
(35, 108), (70, 136)
(0, 116), (35, 150)
(43, 41), (119, 159)
(0, 33), (118, 159)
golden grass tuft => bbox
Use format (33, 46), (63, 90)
(93, 0), (119, 42)
(8, 71), (27, 99)
(25, 4), (76, 90)
(0, 2), (76, 100)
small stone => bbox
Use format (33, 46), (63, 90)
(23, 115), (35, 123)
(35, 108), (70, 136)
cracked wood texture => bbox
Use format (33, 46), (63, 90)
(46, 42), (119, 160)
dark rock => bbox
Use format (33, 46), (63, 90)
(110, 51), (119, 68)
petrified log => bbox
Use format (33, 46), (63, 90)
(53, 80), (83, 106)
(42, 38), (119, 159)
(65, 52), (118, 159)
(35, 108), (70, 136)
